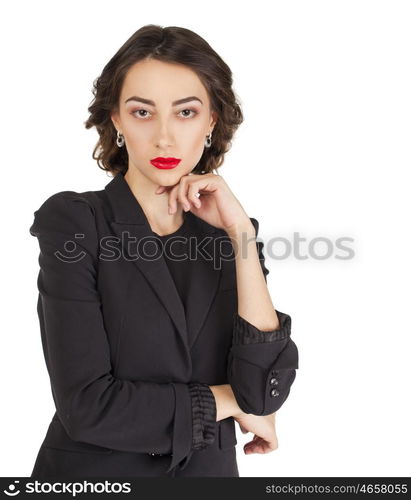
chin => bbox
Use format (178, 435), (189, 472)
(152, 168), (192, 183)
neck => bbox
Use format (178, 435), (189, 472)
(124, 167), (185, 234)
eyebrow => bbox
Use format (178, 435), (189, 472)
(124, 95), (203, 106)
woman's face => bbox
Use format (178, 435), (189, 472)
(111, 58), (217, 186)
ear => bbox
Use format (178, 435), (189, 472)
(209, 110), (218, 130)
(110, 109), (121, 132)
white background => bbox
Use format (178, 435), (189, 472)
(1, 0), (410, 477)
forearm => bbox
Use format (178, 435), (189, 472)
(228, 222), (280, 332)
(224, 218), (299, 417)
(209, 384), (245, 421)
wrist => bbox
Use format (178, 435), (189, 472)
(227, 385), (246, 418)
(225, 221), (255, 241)
(209, 384), (245, 420)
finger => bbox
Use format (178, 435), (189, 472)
(155, 186), (166, 194)
(244, 441), (264, 454)
(187, 183), (201, 208)
(168, 185), (180, 214)
(254, 438), (277, 454)
(177, 178), (191, 211)
(244, 435), (260, 447)
(244, 442), (267, 455)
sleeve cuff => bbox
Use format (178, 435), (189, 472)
(188, 383), (217, 450)
(232, 310), (292, 345)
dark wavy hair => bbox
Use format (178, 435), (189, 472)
(83, 24), (244, 176)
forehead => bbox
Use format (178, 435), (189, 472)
(121, 58), (209, 104)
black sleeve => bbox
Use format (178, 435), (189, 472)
(188, 383), (217, 450)
(29, 192), (216, 472)
(227, 217), (299, 416)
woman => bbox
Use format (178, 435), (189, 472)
(29, 24), (299, 478)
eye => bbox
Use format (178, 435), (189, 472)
(132, 109), (151, 119)
(179, 108), (198, 119)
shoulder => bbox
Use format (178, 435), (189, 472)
(33, 190), (96, 215)
(29, 190), (97, 239)
(249, 217), (259, 235)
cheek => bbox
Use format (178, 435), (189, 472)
(182, 127), (206, 153)
(180, 133), (207, 169)
(125, 129), (151, 155)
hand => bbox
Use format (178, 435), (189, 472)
(234, 411), (278, 455)
(154, 173), (253, 235)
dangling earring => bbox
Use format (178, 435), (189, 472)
(204, 131), (212, 148)
(116, 130), (125, 148)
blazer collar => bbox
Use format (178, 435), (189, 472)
(104, 172), (222, 353)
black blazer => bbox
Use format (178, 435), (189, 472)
(29, 172), (299, 477)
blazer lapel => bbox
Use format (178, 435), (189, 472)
(104, 172), (221, 352)
(182, 218), (222, 350)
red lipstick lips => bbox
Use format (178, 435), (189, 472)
(150, 157), (181, 169)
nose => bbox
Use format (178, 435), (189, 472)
(155, 119), (175, 149)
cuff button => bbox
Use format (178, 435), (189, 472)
(269, 377), (278, 385)
(270, 388), (280, 397)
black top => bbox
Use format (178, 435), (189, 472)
(152, 214), (216, 452)
(152, 213), (192, 314)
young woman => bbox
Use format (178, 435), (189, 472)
(29, 24), (299, 478)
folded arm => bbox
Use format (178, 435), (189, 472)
(226, 217), (299, 416)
